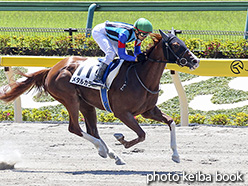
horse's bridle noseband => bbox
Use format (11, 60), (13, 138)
(165, 37), (190, 65)
(161, 36), (190, 66)
(120, 34), (195, 94)
(147, 35), (191, 69)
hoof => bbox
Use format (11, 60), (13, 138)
(98, 151), (107, 158)
(115, 158), (126, 165)
(114, 133), (124, 140)
(172, 155), (180, 163)
(96, 140), (108, 158)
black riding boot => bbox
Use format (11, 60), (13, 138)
(91, 63), (108, 88)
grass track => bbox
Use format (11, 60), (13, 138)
(0, 0), (246, 31)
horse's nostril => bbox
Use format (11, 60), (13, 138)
(192, 59), (198, 64)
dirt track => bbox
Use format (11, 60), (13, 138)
(0, 123), (247, 186)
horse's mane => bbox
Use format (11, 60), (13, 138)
(146, 33), (162, 55)
(150, 33), (162, 43)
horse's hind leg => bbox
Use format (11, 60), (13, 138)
(48, 88), (108, 158)
(79, 102), (125, 165)
(142, 106), (180, 163)
(66, 99), (108, 158)
(46, 65), (110, 159)
(79, 101), (99, 138)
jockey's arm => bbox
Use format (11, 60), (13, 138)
(118, 33), (136, 62)
(134, 40), (142, 56)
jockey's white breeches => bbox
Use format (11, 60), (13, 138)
(92, 23), (119, 65)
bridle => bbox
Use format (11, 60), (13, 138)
(120, 31), (195, 94)
(163, 36), (190, 66)
(148, 35), (190, 67)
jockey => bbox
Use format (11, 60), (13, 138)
(91, 18), (153, 88)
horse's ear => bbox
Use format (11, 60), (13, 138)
(171, 27), (175, 35)
(159, 29), (169, 42)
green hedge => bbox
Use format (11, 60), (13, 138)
(1, 109), (247, 126)
(0, 34), (247, 58)
(183, 37), (248, 58)
(0, 34), (102, 56)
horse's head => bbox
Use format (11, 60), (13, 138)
(159, 29), (199, 70)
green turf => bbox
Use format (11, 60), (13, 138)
(0, 0), (246, 31)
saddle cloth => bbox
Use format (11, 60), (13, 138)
(70, 58), (124, 90)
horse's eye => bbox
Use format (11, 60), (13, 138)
(173, 43), (180, 49)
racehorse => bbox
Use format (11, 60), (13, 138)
(0, 30), (199, 165)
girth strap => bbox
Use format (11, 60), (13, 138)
(100, 88), (113, 112)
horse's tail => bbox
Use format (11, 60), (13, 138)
(0, 69), (50, 103)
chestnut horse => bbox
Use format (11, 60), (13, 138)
(0, 30), (199, 165)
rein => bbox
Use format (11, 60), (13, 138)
(119, 35), (189, 94)
(147, 37), (189, 67)
(134, 66), (160, 95)
(120, 64), (160, 95)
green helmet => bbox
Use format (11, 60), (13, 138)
(134, 18), (153, 33)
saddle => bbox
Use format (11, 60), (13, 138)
(70, 58), (124, 113)
(70, 58), (124, 90)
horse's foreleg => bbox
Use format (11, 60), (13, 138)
(169, 121), (180, 163)
(114, 112), (146, 148)
(142, 106), (180, 163)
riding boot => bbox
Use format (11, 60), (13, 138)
(91, 63), (108, 88)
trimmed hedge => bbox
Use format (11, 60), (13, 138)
(0, 34), (104, 56)
(183, 37), (248, 58)
(0, 34), (247, 58)
(1, 109), (247, 126)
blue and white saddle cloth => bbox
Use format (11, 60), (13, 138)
(70, 58), (124, 112)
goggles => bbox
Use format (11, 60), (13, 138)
(138, 32), (149, 37)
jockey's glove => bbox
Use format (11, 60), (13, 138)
(137, 53), (147, 63)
